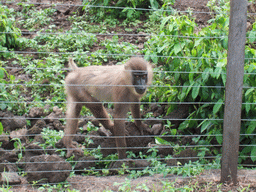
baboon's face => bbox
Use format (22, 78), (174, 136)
(132, 71), (148, 95)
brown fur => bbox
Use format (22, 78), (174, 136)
(63, 57), (153, 159)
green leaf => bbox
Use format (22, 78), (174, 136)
(248, 31), (256, 44)
(214, 67), (222, 79)
(215, 129), (223, 144)
(242, 146), (252, 154)
(155, 137), (170, 145)
(173, 43), (181, 55)
(251, 146), (256, 162)
(0, 68), (4, 79)
(169, 23), (174, 32)
(246, 121), (256, 134)
(245, 88), (254, 97)
(150, 0), (159, 9)
(191, 49), (196, 56)
(178, 121), (189, 130)
(213, 99), (223, 114)
(151, 54), (158, 63)
(171, 129), (177, 135)
(194, 38), (202, 47)
(192, 82), (200, 99)
(222, 36), (228, 49)
(221, 72), (226, 85)
(160, 16), (171, 31)
(245, 102), (251, 113)
(201, 121), (212, 133)
(202, 68), (210, 81)
(0, 122), (3, 135)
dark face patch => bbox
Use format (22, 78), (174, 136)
(132, 71), (148, 94)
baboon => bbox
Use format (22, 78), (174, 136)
(63, 57), (153, 159)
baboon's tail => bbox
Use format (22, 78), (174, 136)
(68, 57), (78, 70)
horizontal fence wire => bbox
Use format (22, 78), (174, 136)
(1, 133), (256, 138)
(2, 83), (256, 89)
(2, 66), (256, 75)
(0, 117), (224, 121)
(1, 51), (256, 60)
(1, 30), (255, 40)
(2, 101), (256, 105)
(1, 83), (226, 88)
(0, 1), (221, 14)
(2, 0), (256, 16)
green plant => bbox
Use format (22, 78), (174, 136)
(39, 128), (64, 150)
(113, 178), (132, 192)
(143, 0), (256, 163)
(17, 7), (56, 30)
(0, 6), (21, 51)
(12, 138), (25, 160)
(38, 181), (77, 192)
(83, 0), (161, 21)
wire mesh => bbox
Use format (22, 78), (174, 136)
(1, 0), (256, 190)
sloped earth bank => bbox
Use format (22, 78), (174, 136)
(2, 0), (256, 191)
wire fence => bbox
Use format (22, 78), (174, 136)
(1, 0), (256, 190)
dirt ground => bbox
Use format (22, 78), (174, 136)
(11, 170), (256, 191)
(2, 0), (256, 191)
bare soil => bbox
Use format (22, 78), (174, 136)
(11, 170), (256, 191)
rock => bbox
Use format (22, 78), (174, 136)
(1, 114), (27, 132)
(10, 128), (28, 143)
(16, 74), (31, 81)
(98, 126), (112, 137)
(78, 120), (88, 129)
(25, 144), (44, 156)
(45, 106), (64, 123)
(74, 156), (97, 174)
(17, 144), (45, 169)
(163, 104), (190, 129)
(43, 105), (51, 115)
(74, 133), (85, 144)
(247, 21), (252, 31)
(0, 149), (18, 163)
(100, 122), (154, 157)
(25, 154), (72, 183)
(150, 124), (163, 135)
(0, 158), (21, 185)
(29, 107), (45, 118)
(53, 120), (64, 131)
(53, 106), (62, 115)
(147, 144), (173, 157)
(91, 118), (100, 127)
(0, 172), (21, 185)
(165, 149), (198, 166)
(0, 133), (12, 149)
(100, 139), (116, 157)
(28, 120), (46, 135)
(109, 159), (150, 174)
(150, 104), (165, 117)
(33, 135), (45, 144)
(144, 117), (162, 127)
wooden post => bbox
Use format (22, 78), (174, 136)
(221, 0), (247, 184)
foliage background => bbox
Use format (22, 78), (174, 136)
(0, 0), (256, 189)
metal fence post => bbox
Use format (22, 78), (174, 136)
(220, 0), (247, 184)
